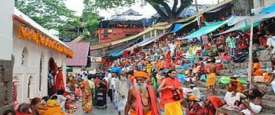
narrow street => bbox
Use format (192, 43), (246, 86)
(73, 99), (117, 115)
(2, 0), (275, 115)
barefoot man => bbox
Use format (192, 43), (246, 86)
(125, 71), (159, 115)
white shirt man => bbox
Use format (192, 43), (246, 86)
(267, 36), (275, 54)
(224, 92), (241, 107)
(168, 42), (176, 56)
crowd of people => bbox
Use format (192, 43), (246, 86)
(4, 21), (275, 115)
(3, 71), (95, 115)
(98, 28), (275, 115)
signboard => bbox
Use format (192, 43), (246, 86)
(90, 57), (102, 62)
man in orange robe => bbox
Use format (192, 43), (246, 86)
(125, 71), (159, 115)
(158, 70), (183, 115)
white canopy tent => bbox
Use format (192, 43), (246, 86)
(220, 12), (275, 35)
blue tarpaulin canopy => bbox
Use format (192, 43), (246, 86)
(183, 17), (233, 40)
(170, 19), (197, 33)
(171, 24), (185, 33)
(135, 37), (153, 47)
(184, 21), (226, 40)
(260, 3), (275, 14)
(109, 49), (123, 57)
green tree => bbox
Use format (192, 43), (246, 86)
(15, 0), (75, 30)
(15, 0), (100, 42)
(92, 0), (193, 22)
(58, 0), (100, 42)
(58, 17), (83, 41)
(81, 0), (100, 42)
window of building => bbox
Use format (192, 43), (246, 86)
(21, 47), (28, 66)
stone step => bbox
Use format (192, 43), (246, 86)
(193, 81), (275, 114)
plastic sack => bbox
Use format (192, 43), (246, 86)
(218, 76), (231, 85)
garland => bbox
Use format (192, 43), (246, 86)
(16, 25), (73, 58)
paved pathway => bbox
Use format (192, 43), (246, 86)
(73, 99), (117, 115)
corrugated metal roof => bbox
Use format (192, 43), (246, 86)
(66, 42), (90, 66)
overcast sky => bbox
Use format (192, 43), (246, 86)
(65, 0), (219, 17)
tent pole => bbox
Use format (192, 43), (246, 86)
(248, 18), (254, 89)
(195, 0), (199, 13)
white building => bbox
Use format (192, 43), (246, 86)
(12, 8), (73, 103)
(0, 0), (14, 113)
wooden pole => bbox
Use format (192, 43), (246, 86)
(248, 17), (254, 89)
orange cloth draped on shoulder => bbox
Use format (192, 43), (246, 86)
(160, 77), (183, 109)
(81, 80), (92, 113)
(131, 85), (159, 115)
(253, 63), (263, 76)
(131, 73), (159, 115)
(43, 100), (65, 115)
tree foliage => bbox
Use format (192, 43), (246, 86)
(15, 0), (75, 30)
(91, 0), (193, 21)
(82, 0), (100, 41)
(58, 17), (83, 41)
(15, 0), (100, 42)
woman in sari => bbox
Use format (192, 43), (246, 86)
(80, 80), (92, 113)
(206, 58), (217, 95)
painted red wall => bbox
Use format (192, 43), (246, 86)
(97, 28), (143, 43)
